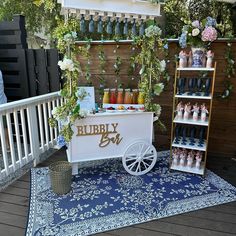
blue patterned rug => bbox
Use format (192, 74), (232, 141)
(26, 151), (236, 236)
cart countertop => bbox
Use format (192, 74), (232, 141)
(86, 111), (158, 122)
(87, 111), (154, 117)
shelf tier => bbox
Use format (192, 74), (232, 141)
(170, 162), (204, 175)
(173, 116), (209, 126)
(172, 137), (206, 151)
(177, 67), (215, 71)
(175, 92), (212, 100)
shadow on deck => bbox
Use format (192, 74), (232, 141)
(0, 149), (236, 236)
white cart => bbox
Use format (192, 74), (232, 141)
(66, 112), (157, 176)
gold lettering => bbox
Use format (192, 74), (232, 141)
(76, 126), (84, 136)
(111, 123), (118, 133)
(105, 124), (109, 133)
(99, 133), (123, 148)
(99, 124), (106, 134)
(99, 133), (110, 147)
(93, 125), (99, 134)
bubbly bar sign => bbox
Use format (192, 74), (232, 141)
(76, 123), (123, 148)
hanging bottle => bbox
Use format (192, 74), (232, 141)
(139, 20), (145, 36)
(123, 18), (128, 35)
(106, 17), (113, 35)
(89, 15), (94, 33)
(97, 16), (103, 34)
(80, 15), (86, 33)
(132, 19), (137, 36)
(115, 18), (121, 35)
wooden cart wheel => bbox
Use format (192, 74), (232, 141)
(122, 141), (157, 176)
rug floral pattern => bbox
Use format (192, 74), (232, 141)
(26, 151), (236, 236)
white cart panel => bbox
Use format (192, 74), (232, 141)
(67, 112), (154, 163)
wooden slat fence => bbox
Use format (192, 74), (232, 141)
(0, 15), (61, 101)
(26, 49), (61, 96)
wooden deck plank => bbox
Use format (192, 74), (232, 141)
(108, 226), (180, 236)
(0, 211), (27, 228)
(3, 185), (30, 197)
(160, 214), (236, 234)
(206, 204), (236, 215)
(10, 180), (30, 189)
(135, 221), (235, 236)
(184, 208), (236, 224)
(0, 202), (28, 216)
(18, 171), (30, 182)
(0, 223), (25, 236)
(0, 192), (29, 206)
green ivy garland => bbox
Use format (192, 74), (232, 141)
(97, 45), (107, 99)
(49, 30), (87, 144)
(113, 42), (122, 87)
(134, 25), (169, 120)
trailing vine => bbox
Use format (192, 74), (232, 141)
(83, 40), (92, 84)
(220, 41), (235, 99)
(113, 41), (122, 87)
(49, 31), (88, 145)
(134, 25), (169, 122)
(128, 42), (138, 82)
(97, 45), (106, 100)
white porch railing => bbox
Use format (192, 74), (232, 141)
(0, 92), (62, 189)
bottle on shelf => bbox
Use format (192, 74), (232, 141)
(124, 89), (132, 104)
(117, 88), (124, 104)
(132, 89), (139, 104)
(103, 89), (110, 104)
(110, 88), (117, 104)
(137, 90), (145, 104)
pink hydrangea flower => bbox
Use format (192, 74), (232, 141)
(201, 26), (217, 42)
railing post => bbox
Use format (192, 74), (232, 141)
(27, 105), (40, 166)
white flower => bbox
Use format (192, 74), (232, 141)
(192, 28), (200, 37)
(71, 31), (77, 38)
(51, 107), (58, 116)
(79, 109), (88, 117)
(60, 118), (69, 126)
(58, 58), (75, 71)
(159, 60), (166, 72)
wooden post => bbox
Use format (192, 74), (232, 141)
(27, 105), (40, 166)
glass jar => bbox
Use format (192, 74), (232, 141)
(110, 88), (117, 104)
(132, 89), (139, 104)
(124, 89), (132, 104)
(137, 91), (144, 104)
(117, 88), (124, 104)
(102, 89), (110, 104)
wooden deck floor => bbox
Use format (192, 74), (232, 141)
(0, 149), (236, 236)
